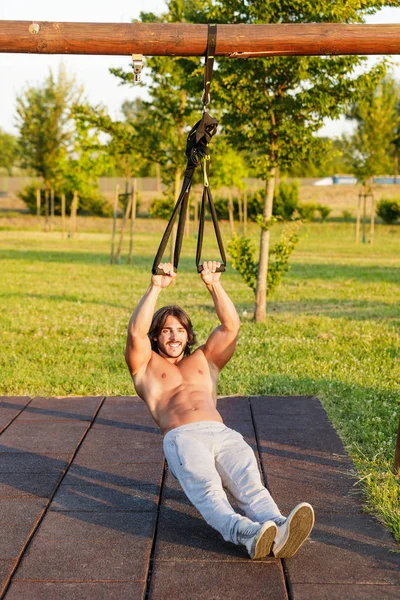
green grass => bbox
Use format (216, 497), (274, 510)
(0, 217), (399, 544)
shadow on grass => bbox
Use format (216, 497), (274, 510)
(0, 247), (231, 273)
(189, 298), (400, 322)
(0, 291), (131, 310)
(290, 262), (400, 284)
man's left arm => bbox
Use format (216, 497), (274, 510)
(200, 261), (241, 371)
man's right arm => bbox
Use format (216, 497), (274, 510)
(125, 263), (176, 376)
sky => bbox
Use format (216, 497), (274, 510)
(0, 2), (399, 138)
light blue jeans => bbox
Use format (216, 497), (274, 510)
(163, 421), (283, 545)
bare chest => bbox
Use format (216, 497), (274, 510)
(134, 350), (216, 398)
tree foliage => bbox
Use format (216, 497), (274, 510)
(169, 0), (391, 320)
(343, 75), (400, 184)
(376, 197), (400, 224)
(228, 220), (302, 296)
(0, 129), (19, 175)
(15, 65), (81, 188)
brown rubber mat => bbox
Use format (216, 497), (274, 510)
(0, 396), (398, 599)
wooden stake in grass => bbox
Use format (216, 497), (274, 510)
(128, 179), (137, 265)
(36, 188), (41, 230)
(370, 192), (375, 245)
(69, 190), (78, 238)
(356, 190), (362, 243)
(114, 188), (133, 264)
(61, 193), (66, 239)
(50, 188), (55, 231)
(44, 189), (49, 232)
(110, 183), (120, 264)
(362, 191), (367, 243)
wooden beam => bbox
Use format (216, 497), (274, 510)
(1, 21), (400, 57)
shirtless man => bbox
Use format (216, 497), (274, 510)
(125, 261), (314, 560)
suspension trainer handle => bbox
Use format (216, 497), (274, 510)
(152, 265), (178, 276)
(197, 264), (226, 274)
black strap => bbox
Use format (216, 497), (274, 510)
(152, 24), (226, 276)
(196, 160), (226, 273)
(202, 24), (217, 108)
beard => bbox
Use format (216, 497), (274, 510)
(158, 341), (186, 359)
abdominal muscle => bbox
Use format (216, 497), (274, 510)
(133, 349), (223, 434)
(152, 390), (223, 434)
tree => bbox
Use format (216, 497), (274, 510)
(0, 129), (19, 175)
(211, 136), (248, 234)
(176, 0), (388, 320)
(343, 75), (399, 186)
(74, 98), (148, 185)
(15, 65), (81, 190)
(109, 10), (202, 208)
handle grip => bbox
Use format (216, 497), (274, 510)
(197, 264), (226, 273)
(152, 266), (177, 276)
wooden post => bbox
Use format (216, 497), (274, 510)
(36, 188), (41, 230)
(114, 190), (133, 264)
(61, 193), (66, 238)
(393, 416), (400, 475)
(2, 22), (400, 57)
(370, 192), (375, 245)
(355, 190), (362, 243)
(50, 188), (55, 231)
(243, 191), (248, 236)
(44, 189), (49, 232)
(69, 191), (78, 238)
(362, 192), (367, 243)
(110, 184), (120, 264)
(128, 179), (137, 265)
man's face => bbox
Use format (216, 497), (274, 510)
(155, 315), (189, 361)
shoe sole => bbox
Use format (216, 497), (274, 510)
(253, 523), (277, 560)
(274, 504), (314, 559)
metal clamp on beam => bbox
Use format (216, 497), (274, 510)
(131, 54), (143, 82)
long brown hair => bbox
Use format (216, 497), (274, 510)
(148, 305), (197, 356)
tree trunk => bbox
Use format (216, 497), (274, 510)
(254, 168), (276, 322)
(394, 151), (398, 185)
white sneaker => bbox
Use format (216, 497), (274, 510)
(273, 503), (315, 559)
(237, 521), (278, 560)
